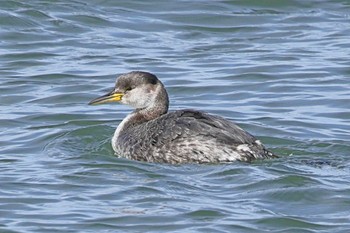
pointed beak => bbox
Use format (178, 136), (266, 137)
(88, 90), (124, 105)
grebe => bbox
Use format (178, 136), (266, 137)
(89, 71), (276, 164)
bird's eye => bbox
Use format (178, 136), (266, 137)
(125, 87), (132, 92)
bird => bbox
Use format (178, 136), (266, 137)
(89, 71), (277, 164)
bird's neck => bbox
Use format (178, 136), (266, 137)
(137, 82), (169, 121)
(114, 83), (169, 140)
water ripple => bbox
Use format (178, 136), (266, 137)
(1, 0), (350, 232)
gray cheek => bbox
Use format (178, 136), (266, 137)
(125, 93), (145, 108)
(121, 93), (134, 106)
(121, 90), (152, 109)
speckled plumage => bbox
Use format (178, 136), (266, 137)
(90, 71), (277, 164)
(114, 109), (275, 163)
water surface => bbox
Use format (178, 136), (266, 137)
(1, 0), (350, 232)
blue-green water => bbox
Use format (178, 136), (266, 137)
(1, 0), (350, 232)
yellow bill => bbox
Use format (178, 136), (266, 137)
(88, 91), (124, 105)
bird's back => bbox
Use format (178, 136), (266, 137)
(114, 109), (275, 163)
